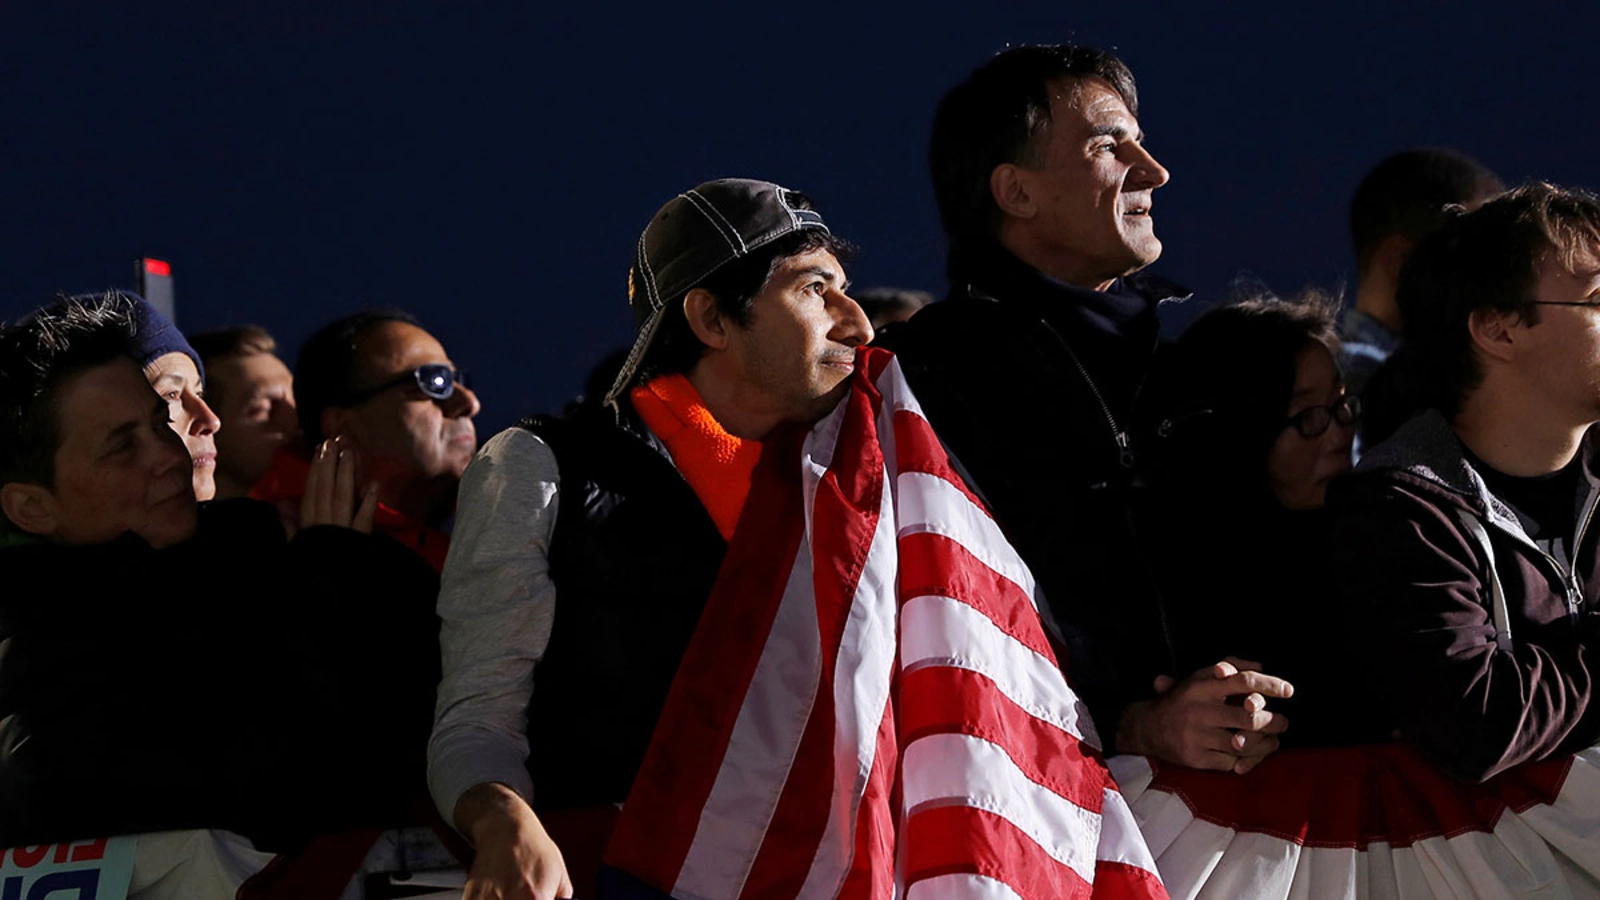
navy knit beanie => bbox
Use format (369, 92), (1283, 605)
(67, 290), (204, 384)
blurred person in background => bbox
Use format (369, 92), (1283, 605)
(1342, 148), (1503, 396)
(851, 285), (933, 330)
(191, 325), (300, 500)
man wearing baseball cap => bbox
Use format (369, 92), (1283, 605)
(428, 179), (872, 896)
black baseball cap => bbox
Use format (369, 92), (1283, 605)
(605, 178), (830, 405)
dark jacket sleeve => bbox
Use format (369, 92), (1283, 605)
(1330, 476), (1600, 782)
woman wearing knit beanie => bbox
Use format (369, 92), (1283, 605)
(90, 290), (222, 501)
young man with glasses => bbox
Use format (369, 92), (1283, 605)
(1328, 182), (1600, 780)
(253, 309), (480, 572)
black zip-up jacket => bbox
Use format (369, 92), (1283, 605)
(516, 399), (726, 809)
(877, 238), (1188, 750)
(1327, 411), (1600, 781)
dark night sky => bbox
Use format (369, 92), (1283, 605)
(5, 2), (1597, 436)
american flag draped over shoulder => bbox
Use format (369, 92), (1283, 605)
(602, 348), (1167, 900)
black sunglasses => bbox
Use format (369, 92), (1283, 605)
(347, 363), (468, 406)
(1283, 395), (1360, 438)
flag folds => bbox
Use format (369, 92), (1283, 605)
(604, 349), (1166, 900)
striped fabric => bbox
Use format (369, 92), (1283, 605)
(1112, 743), (1600, 898)
(603, 349), (1167, 900)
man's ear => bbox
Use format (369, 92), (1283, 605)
(683, 288), (733, 352)
(990, 163), (1036, 220)
(1468, 307), (1520, 364)
(0, 483), (58, 538)
(1373, 233), (1416, 284)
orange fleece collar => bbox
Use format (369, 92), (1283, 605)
(631, 374), (762, 541)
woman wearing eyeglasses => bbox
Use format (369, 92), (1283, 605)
(1145, 292), (1367, 749)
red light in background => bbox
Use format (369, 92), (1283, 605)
(143, 258), (171, 277)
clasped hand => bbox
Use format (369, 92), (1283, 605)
(1118, 657), (1293, 774)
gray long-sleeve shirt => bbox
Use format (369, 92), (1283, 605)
(426, 427), (562, 824)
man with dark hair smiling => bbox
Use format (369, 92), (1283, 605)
(881, 44), (1292, 775)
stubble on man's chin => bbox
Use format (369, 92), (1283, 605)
(804, 378), (854, 424)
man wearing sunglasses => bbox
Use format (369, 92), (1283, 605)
(1328, 182), (1600, 781)
(252, 309), (480, 572)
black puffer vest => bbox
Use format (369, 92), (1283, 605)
(515, 400), (725, 809)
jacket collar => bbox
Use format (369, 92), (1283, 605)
(948, 237), (1189, 340)
(613, 392), (675, 463)
(1358, 408), (1600, 543)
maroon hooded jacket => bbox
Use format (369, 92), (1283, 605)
(1328, 410), (1600, 782)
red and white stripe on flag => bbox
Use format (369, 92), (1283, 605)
(604, 348), (1167, 900)
(1111, 742), (1600, 898)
